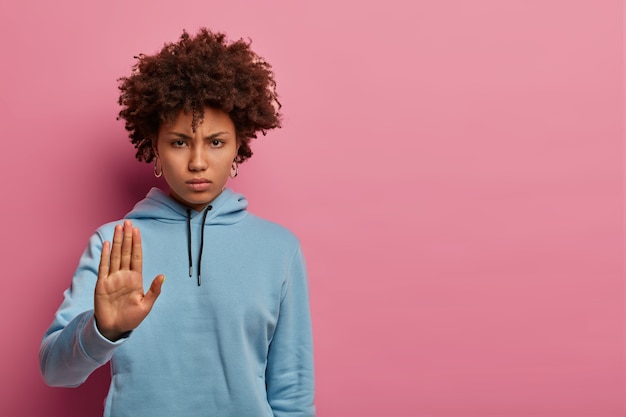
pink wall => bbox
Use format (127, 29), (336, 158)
(0, 1), (623, 416)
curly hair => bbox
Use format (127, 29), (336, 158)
(117, 28), (282, 163)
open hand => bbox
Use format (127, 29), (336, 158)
(95, 220), (164, 341)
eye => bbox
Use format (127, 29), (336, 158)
(171, 140), (186, 148)
(211, 139), (224, 148)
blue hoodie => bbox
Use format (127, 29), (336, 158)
(40, 188), (315, 417)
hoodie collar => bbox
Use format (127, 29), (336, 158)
(126, 187), (248, 225)
(126, 187), (248, 286)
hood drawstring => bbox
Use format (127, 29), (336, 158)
(186, 205), (213, 286)
(186, 210), (193, 278)
(197, 207), (211, 286)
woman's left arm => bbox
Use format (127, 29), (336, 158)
(266, 245), (316, 417)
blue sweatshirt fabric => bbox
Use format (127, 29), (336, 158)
(40, 188), (315, 417)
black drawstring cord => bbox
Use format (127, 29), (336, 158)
(186, 209), (192, 278)
(197, 205), (212, 286)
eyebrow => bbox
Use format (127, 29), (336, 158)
(167, 131), (231, 140)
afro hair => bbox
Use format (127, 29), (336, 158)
(117, 28), (282, 163)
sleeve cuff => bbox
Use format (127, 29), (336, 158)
(78, 312), (129, 364)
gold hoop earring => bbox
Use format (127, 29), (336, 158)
(230, 161), (239, 179)
(154, 158), (162, 178)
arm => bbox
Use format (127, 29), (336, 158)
(266, 246), (316, 417)
(39, 221), (164, 387)
(39, 228), (118, 387)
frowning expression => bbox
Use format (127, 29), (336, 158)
(155, 107), (238, 211)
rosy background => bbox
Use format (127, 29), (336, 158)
(0, 0), (623, 416)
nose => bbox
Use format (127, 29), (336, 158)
(188, 144), (208, 171)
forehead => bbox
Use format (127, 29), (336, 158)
(162, 107), (235, 133)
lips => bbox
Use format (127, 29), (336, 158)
(187, 178), (210, 184)
(186, 178), (211, 191)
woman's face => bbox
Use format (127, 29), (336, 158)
(155, 107), (238, 211)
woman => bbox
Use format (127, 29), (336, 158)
(39, 28), (315, 417)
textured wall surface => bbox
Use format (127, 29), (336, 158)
(0, 1), (623, 416)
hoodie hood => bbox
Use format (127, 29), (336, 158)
(126, 187), (248, 285)
(126, 187), (248, 225)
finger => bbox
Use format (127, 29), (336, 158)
(109, 224), (123, 274)
(130, 226), (142, 272)
(98, 241), (111, 280)
(120, 220), (133, 270)
(143, 275), (165, 308)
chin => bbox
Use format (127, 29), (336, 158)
(170, 190), (214, 210)
(189, 192), (219, 205)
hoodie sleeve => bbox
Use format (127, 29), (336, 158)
(266, 245), (316, 417)
(39, 229), (128, 387)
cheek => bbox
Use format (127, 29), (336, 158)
(216, 158), (233, 174)
(160, 157), (175, 171)
(217, 148), (238, 168)
(160, 154), (186, 175)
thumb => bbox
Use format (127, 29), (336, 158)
(144, 274), (165, 306)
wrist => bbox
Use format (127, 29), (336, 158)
(94, 317), (127, 342)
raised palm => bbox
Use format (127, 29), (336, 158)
(95, 220), (164, 341)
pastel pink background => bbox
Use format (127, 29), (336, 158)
(0, 1), (623, 416)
